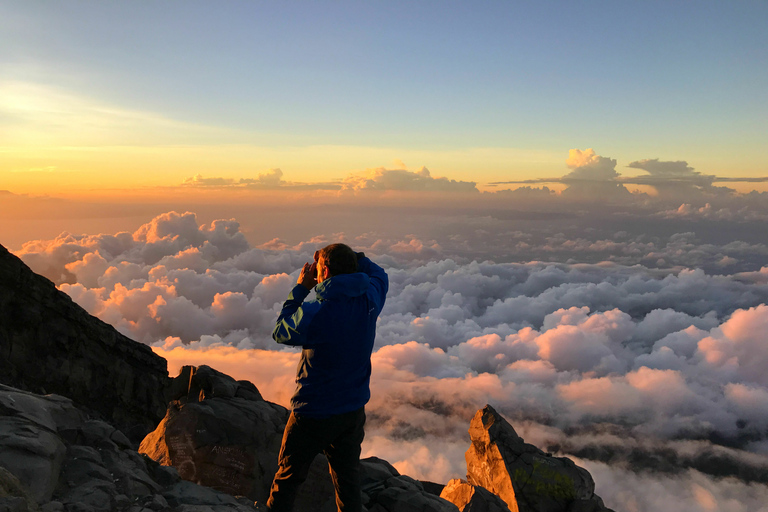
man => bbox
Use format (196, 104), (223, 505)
(267, 243), (388, 512)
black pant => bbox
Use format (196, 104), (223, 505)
(267, 407), (366, 512)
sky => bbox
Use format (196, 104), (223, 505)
(1, 0), (767, 197)
(3, 2), (768, 512)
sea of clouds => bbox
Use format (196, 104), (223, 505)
(13, 203), (768, 512)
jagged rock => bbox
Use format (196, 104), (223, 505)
(465, 405), (609, 512)
(0, 244), (171, 442)
(0, 386), (79, 503)
(440, 479), (511, 512)
(167, 366), (263, 405)
(139, 378), (289, 503)
(1, 383), (269, 512)
(361, 459), (459, 512)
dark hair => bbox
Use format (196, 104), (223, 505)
(319, 243), (358, 276)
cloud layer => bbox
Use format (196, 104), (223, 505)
(12, 209), (768, 512)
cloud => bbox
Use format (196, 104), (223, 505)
(11, 209), (768, 510)
(176, 164), (478, 195)
(489, 149), (767, 207)
(564, 148), (620, 181)
(627, 159), (698, 177)
(180, 168), (342, 190)
(341, 166), (478, 193)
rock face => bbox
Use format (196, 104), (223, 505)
(0, 383), (264, 512)
(465, 406), (611, 512)
(0, 244), (171, 441)
(141, 368), (462, 512)
(361, 457), (460, 512)
(139, 365), (289, 502)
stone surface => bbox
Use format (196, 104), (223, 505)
(291, 454), (336, 512)
(465, 406), (611, 512)
(1, 383), (268, 511)
(0, 465), (39, 512)
(0, 244), (171, 442)
(139, 375), (288, 503)
(0, 386), (78, 503)
(440, 479), (512, 512)
(361, 459), (460, 512)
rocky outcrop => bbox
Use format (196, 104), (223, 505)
(0, 244), (171, 441)
(440, 479), (512, 512)
(464, 406), (612, 512)
(141, 368), (462, 512)
(0, 383), (265, 512)
(361, 457), (460, 512)
(139, 365), (289, 502)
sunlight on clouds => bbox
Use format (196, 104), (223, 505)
(11, 208), (768, 512)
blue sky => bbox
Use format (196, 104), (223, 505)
(1, 0), (767, 191)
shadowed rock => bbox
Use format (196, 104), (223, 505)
(0, 383), (264, 511)
(361, 457), (460, 512)
(0, 244), (171, 442)
(139, 366), (288, 502)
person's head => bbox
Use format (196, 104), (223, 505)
(316, 243), (357, 282)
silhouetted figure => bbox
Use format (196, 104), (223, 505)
(267, 244), (388, 512)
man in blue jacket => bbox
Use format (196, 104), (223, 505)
(266, 243), (388, 512)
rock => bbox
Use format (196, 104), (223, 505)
(139, 391), (289, 502)
(291, 455), (336, 512)
(360, 459), (459, 512)
(420, 481), (446, 497)
(465, 406), (607, 512)
(440, 479), (511, 512)
(161, 480), (240, 507)
(0, 466), (39, 512)
(0, 244), (171, 442)
(167, 365), (264, 405)
(1, 382), (271, 512)
(0, 386), (75, 503)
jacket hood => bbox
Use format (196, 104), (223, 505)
(315, 272), (370, 300)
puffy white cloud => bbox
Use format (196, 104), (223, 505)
(696, 305), (768, 386)
(564, 148), (620, 180)
(11, 209), (768, 509)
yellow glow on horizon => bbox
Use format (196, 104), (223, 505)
(0, 142), (565, 196)
(2, 80), (766, 198)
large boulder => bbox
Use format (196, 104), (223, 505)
(0, 244), (171, 441)
(0, 385), (82, 503)
(465, 406), (610, 512)
(139, 366), (289, 503)
(0, 383), (265, 511)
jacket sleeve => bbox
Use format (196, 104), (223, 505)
(272, 284), (320, 346)
(357, 256), (389, 313)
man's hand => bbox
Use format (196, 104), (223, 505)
(298, 262), (318, 290)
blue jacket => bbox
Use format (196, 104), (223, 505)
(273, 257), (388, 416)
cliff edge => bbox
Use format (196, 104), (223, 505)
(0, 243), (170, 440)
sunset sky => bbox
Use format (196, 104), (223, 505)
(3, 3), (768, 511)
(2, 1), (766, 196)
